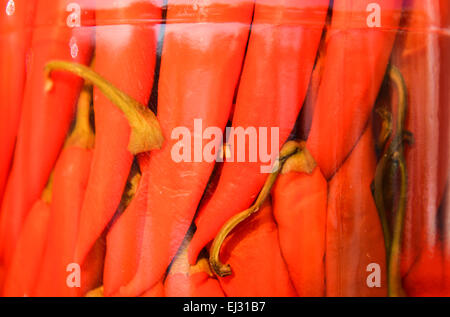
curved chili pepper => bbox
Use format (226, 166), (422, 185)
(188, 0), (330, 264)
(164, 233), (224, 297)
(33, 86), (94, 297)
(73, 0), (162, 266)
(3, 183), (52, 297)
(208, 142), (304, 295)
(41, 59), (163, 295)
(0, 0), (37, 205)
(394, 0), (446, 296)
(215, 199), (296, 297)
(115, 0), (255, 297)
(209, 141), (303, 275)
(272, 143), (327, 296)
(305, 0), (402, 180)
(103, 156), (149, 296)
(0, 0), (94, 268)
(327, 123), (387, 297)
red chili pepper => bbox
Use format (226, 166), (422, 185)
(3, 198), (51, 297)
(326, 124), (387, 296)
(141, 281), (165, 297)
(440, 0), (450, 294)
(42, 59), (164, 296)
(33, 86), (94, 297)
(0, 0), (94, 268)
(164, 234), (224, 297)
(387, 1), (445, 296)
(439, 1), (450, 201)
(272, 143), (327, 296)
(103, 155), (150, 296)
(115, 0), (254, 297)
(214, 199), (296, 297)
(188, 0), (330, 265)
(305, 0), (402, 180)
(207, 142), (306, 295)
(73, 0), (162, 267)
(0, 0), (37, 205)
(400, 0), (450, 297)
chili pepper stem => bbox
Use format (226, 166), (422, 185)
(209, 141), (316, 277)
(209, 204), (259, 277)
(375, 107), (393, 152)
(388, 152), (407, 297)
(118, 168), (142, 214)
(373, 65), (408, 297)
(386, 66), (408, 297)
(45, 61), (164, 155)
(373, 154), (393, 252)
(66, 85), (95, 149)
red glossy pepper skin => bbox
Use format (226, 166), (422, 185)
(188, 0), (329, 264)
(306, 0), (402, 180)
(439, 1), (450, 199)
(74, 0), (162, 266)
(0, 0), (94, 268)
(33, 146), (93, 296)
(326, 124), (387, 297)
(401, 0), (450, 297)
(391, 1), (444, 295)
(217, 200), (297, 297)
(116, 0), (254, 297)
(3, 199), (50, 297)
(141, 281), (165, 297)
(103, 155), (150, 296)
(0, 0), (37, 205)
(164, 235), (224, 297)
(272, 165), (327, 296)
(441, 0), (450, 294)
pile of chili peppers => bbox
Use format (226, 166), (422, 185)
(0, 0), (448, 297)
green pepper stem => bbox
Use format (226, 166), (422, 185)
(45, 60), (164, 155)
(209, 141), (316, 277)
